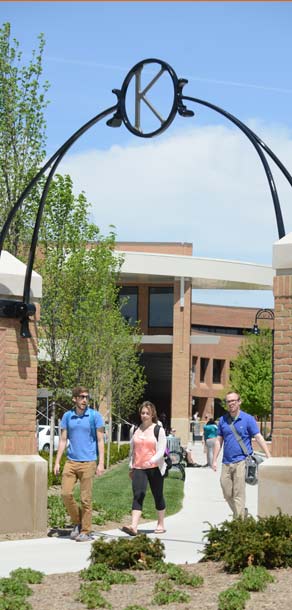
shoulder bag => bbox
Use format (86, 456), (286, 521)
(229, 420), (262, 485)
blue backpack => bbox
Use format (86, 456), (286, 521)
(65, 408), (98, 454)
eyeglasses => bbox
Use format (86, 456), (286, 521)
(226, 399), (239, 404)
(78, 394), (89, 400)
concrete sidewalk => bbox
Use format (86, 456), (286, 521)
(0, 443), (258, 576)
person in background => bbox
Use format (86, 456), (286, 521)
(122, 401), (167, 536)
(212, 391), (271, 518)
(203, 417), (218, 467)
(54, 386), (104, 542)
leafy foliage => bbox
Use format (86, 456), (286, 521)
(47, 495), (67, 528)
(218, 585), (250, 610)
(9, 568), (44, 585)
(202, 512), (292, 572)
(152, 578), (191, 605)
(153, 561), (203, 586)
(77, 582), (112, 609)
(89, 535), (164, 570)
(37, 173), (146, 420)
(0, 22), (49, 256)
(239, 565), (275, 592)
(228, 329), (272, 419)
(80, 563), (136, 585)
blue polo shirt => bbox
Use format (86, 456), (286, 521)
(218, 410), (259, 464)
(61, 408), (104, 462)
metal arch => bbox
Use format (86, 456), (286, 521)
(0, 104), (117, 336)
(181, 95), (286, 239)
(119, 58), (180, 138)
(0, 57), (291, 338)
(255, 308), (275, 322)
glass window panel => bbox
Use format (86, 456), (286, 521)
(119, 286), (138, 325)
(149, 287), (173, 327)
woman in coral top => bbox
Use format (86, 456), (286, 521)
(122, 401), (167, 536)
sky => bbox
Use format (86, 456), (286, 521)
(2, 1), (292, 308)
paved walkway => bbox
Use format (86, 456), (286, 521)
(0, 443), (258, 576)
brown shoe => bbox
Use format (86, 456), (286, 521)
(121, 526), (137, 536)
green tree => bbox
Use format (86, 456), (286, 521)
(228, 329), (273, 421)
(37, 174), (145, 419)
(0, 22), (49, 256)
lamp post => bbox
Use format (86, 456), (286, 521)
(253, 308), (275, 437)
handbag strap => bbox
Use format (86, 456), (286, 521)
(229, 420), (249, 456)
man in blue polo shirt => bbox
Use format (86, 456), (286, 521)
(212, 391), (271, 518)
(54, 386), (104, 541)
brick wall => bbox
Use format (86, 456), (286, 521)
(0, 311), (39, 455)
(272, 275), (292, 456)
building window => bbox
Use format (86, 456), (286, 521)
(149, 287), (173, 328)
(213, 359), (224, 384)
(119, 286), (138, 325)
(200, 358), (209, 383)
(191, 357), (197, 387)
(191, 324), (248, 336)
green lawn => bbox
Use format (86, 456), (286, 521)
(88, 460), (184, 522)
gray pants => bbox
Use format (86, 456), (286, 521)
(205, 437), (216, 467)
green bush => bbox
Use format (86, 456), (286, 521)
(47, 495), (67, 528)
(89, 534), (164, 570)
(239, 565), (275, 592)
(218, 585), (250, 610)
(153, 561), (203, 587)
(9, 568), (44, 585)
(202, 512), (292, 572)
(80, 563), (136, 585)
(77, 582), (112, 609)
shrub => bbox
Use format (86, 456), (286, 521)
(77, 582), (112, 608)
(89, 535), (164, 570)
(239, 565), (275, 592)
(153, 561), (203, 587)
(80, 563), (136, 585)
(202, 512), (292, 572)
(47, 495), (67, 528)
(218, 585), (250, 610)
(9, 568), (44, 585)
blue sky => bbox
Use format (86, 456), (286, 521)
(2, 1), (292, 307)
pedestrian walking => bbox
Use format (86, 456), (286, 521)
(54, 386), (104, 541)
(212, 391), (271, 518)
(203, 417), (218, 467)
(122, 401), (167, 536)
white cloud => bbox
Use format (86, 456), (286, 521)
(59, 121), (292, 265)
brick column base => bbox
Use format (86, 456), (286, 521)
(272, 275), (292, 456)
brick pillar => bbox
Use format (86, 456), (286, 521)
(272, 234), (292, 456)
(0, 315), (39, 454)
(171, 278), (191, 445)
(0, 251), (47, 535)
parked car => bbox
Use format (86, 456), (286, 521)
(38, 425), (60, 452)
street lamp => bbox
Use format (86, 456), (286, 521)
(253, 308), (275, 437)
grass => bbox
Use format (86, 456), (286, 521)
(74, 460), (184, 522)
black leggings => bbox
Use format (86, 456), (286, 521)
(132, 467), (166, 511)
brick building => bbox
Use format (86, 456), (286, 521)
(116, 242), (274, 444)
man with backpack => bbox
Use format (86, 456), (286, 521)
(54, 386), (104, 542)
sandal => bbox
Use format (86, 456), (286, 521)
(121, 526), (137, 536)
(154, 528), (166, 534)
